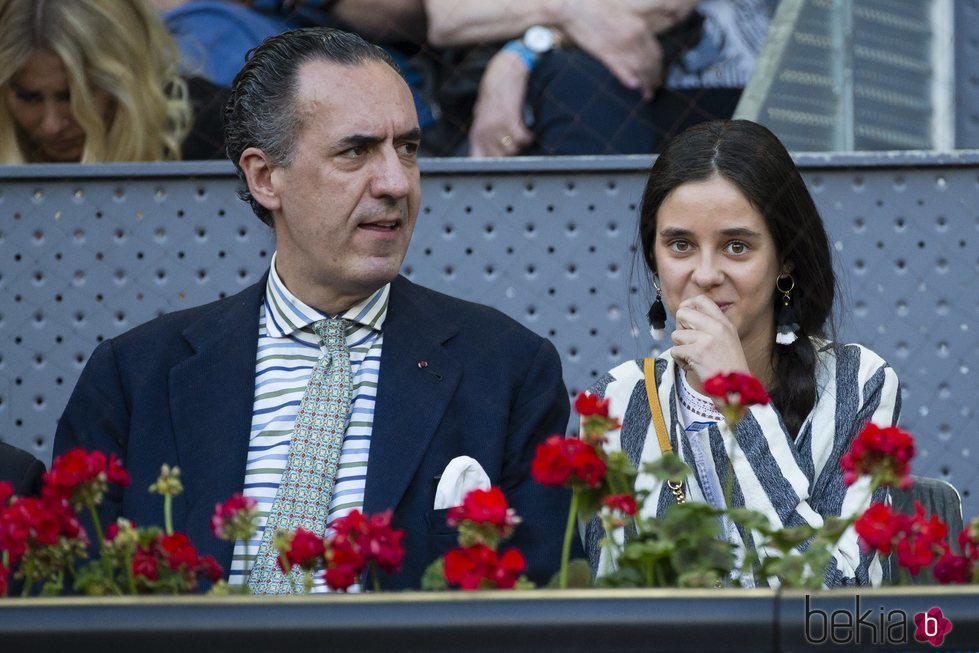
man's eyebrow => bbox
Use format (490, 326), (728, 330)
(336, 128), (422, 150)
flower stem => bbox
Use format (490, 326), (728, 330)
(86, 499), (119, 593)
(559, 490), (580, 589)
(164, 494), (174, 536)
(371, 562), (381, 592)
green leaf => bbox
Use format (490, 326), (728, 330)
(564, 559), (594, 588)
(419, 557), (448, 591)
(643, 453), (691, 482)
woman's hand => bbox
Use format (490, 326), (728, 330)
(670, 295), (750, 384)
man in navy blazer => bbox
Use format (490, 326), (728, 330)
(54, 29), (571, 590)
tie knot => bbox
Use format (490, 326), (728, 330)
(312, 318), (347, 349)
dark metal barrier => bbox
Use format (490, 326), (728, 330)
(1, 588), (976, 652)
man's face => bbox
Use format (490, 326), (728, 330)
(263, 59), (421, 312)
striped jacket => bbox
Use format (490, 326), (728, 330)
(585, 341), (901, 587)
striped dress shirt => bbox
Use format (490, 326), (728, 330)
(228, 255), (387, 590)
(585, 340), (901, 587)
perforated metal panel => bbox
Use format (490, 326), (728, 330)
(1, 156), (977, 519)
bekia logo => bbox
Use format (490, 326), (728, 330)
(804, 595), (953, 647)
(914, 607), (952, 647)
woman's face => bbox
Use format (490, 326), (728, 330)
(653, 174), (783, 359)
(5, 48), (112, 162)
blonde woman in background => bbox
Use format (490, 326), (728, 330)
(0, 0), (227, 163)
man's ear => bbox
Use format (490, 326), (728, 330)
(239, 147), (282, 213)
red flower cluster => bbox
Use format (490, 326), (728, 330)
(601, 494), (638, 517)
(531, 435), (606, 487)
(444, 543), (527, 590)
(130, 531), (222, 591)
(855, 501), (948, 576)
(841, 422), (915, 489)
(323, 510), (405, 591)
(574, 393), (610, 417)
(447, 487), (520, 541)
(703, 372), (771, 408)
(211, 493), (259, 542)
(0, 490), (87, 575)
(932, 523), (979, 584)
(43, 448), (130, 508)
(277, 528), (326, 573)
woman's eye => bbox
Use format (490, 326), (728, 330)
(669, 240), (691, 253)
(726, 241), (749, 255)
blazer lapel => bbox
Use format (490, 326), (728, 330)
(168, 278), (266, 563)
(364, 276), (461, 515)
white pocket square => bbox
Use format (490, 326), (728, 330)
(434, 455), (491, 510)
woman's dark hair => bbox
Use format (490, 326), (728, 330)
(224, 28), (399, 226)
(638, 119), (835, 435)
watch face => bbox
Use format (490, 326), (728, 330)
(523, 26), (554, 53)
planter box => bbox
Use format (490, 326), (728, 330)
(1, 587), (976, 652)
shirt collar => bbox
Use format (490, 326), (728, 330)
(263, 251), (390, 339)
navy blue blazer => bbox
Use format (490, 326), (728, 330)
(54, 275), (572, 588)
(0, 441), (45, 497)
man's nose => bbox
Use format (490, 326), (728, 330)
(370, 147), (412, 199)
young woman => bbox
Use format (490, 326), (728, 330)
(0, 0), (226, 163)
(586, 120), (900, 587)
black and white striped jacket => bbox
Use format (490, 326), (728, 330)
(585, 341), (901, 587)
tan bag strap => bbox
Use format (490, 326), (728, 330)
(644, 358), (672, 455)
(643, 358), (686, 504)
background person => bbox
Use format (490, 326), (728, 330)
(0, 442), (45, 498)
(0, 0), (227, 163)
(585, 119), (900, 587)
(54, 28), (571, 592)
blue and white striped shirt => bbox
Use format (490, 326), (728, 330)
(228, 254), (388, 589)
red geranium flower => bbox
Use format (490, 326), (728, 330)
(324, 534), (365, 591)
(444, 544), (527, 590)
(447, 486), (520, 540)
(568, 440), (607, 487)
(43, 448), (130, 508)
(0, 481), (13, 506)
(531, 435), (574, 486)
(491, 548), (527, 589)
(840, 422), (915, 489)
(160, 532), (200, 571)
(132, 544), (160, 582)
(0, 563), (8, 597)
(211, 492), (259, 541)
(601, 494), (638, 516)
(854, 502), (900, 555)
(574, 392), (610, 417)
(703, 372), (770, 407)
(363, 511), (405, 574)
(278, 527), (326, 572)
(198, 555), (224, 583)
(933, 551), (972, 584)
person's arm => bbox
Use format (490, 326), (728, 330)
(425, 0), (662, 99)
(53, 340), (130, 528)
(332, 0), (426, 42)
(467, 50), (535, 157)
(499, 337), (575, 586)
(720, 345), (901, 586)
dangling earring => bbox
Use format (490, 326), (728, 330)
(647, 273), (667, 340)
(775, 273), (799, 345)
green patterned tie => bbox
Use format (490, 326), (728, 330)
(248, 318), (352, 594)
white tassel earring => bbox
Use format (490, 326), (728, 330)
(775, 273), (799, 345)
